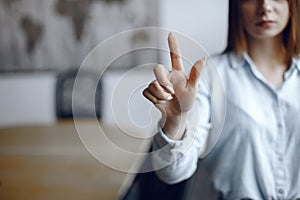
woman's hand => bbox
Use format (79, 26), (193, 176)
(143, 32), (206, 139)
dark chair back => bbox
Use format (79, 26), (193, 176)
(120, 147), (197, 200)
(56, 69), (102, 119)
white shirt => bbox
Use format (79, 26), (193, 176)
(151, 51), (300, 200)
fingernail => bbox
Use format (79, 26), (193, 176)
(166, 95), (173, 100)
(166, 85), (175, 94)
(203, 56), (207, 64)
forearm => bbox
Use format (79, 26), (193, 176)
(151, 78), (212, 184)
(161, 113), (188, 140)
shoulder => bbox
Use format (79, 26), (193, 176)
(208, 52), (231, 71)
(210, 53), (229, 64)
(199, 53), (231, 92)
(293, 55), (300, 68)
(200, 51), (243, 90)
(204, 52), (232, 75)
(207, 51), (245, 72)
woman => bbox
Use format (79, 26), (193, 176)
(143, 0), (300, 199)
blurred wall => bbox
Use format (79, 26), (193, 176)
(0, 73), (56, 126)
(0, 0), (228, 127)
(160, 0), (228, 55)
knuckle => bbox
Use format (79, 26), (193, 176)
(154, 64), (168, 77)
(152, 81), (161, 89)
(160, 80), (169, 87)
(171, 52), (180, 59)
(148, 83), (156, 91)
(142, 89), (148, 97)
(156, 76), (170, 87)
(147, 81), (155, 89)
(153, 64), (162, 73)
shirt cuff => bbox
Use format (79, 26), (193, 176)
(154, 122), (189, 149)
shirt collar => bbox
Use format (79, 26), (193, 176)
(229, 51), (300, 72)
(291, 56), (300, 72)
(228, 51), (248, 70)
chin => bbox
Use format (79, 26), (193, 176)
(249, 30), (283, 40)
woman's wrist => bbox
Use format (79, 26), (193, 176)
(161, 112), (188, 140)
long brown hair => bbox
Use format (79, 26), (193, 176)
(224, 0), (300, 58)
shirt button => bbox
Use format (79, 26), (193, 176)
(278, 188), (284, 194)
(278, 156), (283, 162)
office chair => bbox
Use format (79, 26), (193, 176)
(56, 69), (102, 119)
(120, 147), (196, 200)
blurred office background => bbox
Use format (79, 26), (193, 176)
(0, 0), (227, 199)
(0, 0), (227, 128)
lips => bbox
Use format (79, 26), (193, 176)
(256, 20), (275, 27)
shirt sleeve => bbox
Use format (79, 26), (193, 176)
(151, 79), (212, 184)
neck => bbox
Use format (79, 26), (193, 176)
(246, 34), (290, 69)
(245, 34), (292, 88)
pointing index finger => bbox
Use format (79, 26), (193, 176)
(168, 32), (185, 72)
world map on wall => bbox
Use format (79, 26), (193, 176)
(20, 16), (43, 54)
(0, 0), (157, 71)
(55, 0), (125, 41)
(1, 0), (126, 54)
(55, 0), (91, 41)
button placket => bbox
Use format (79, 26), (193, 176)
(274, 96), (286, 198)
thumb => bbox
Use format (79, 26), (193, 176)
(188, 57), (207, 89)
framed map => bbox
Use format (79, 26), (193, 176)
(0, 0), (159, 72)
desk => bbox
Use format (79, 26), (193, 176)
(0, 120), (151, 200)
